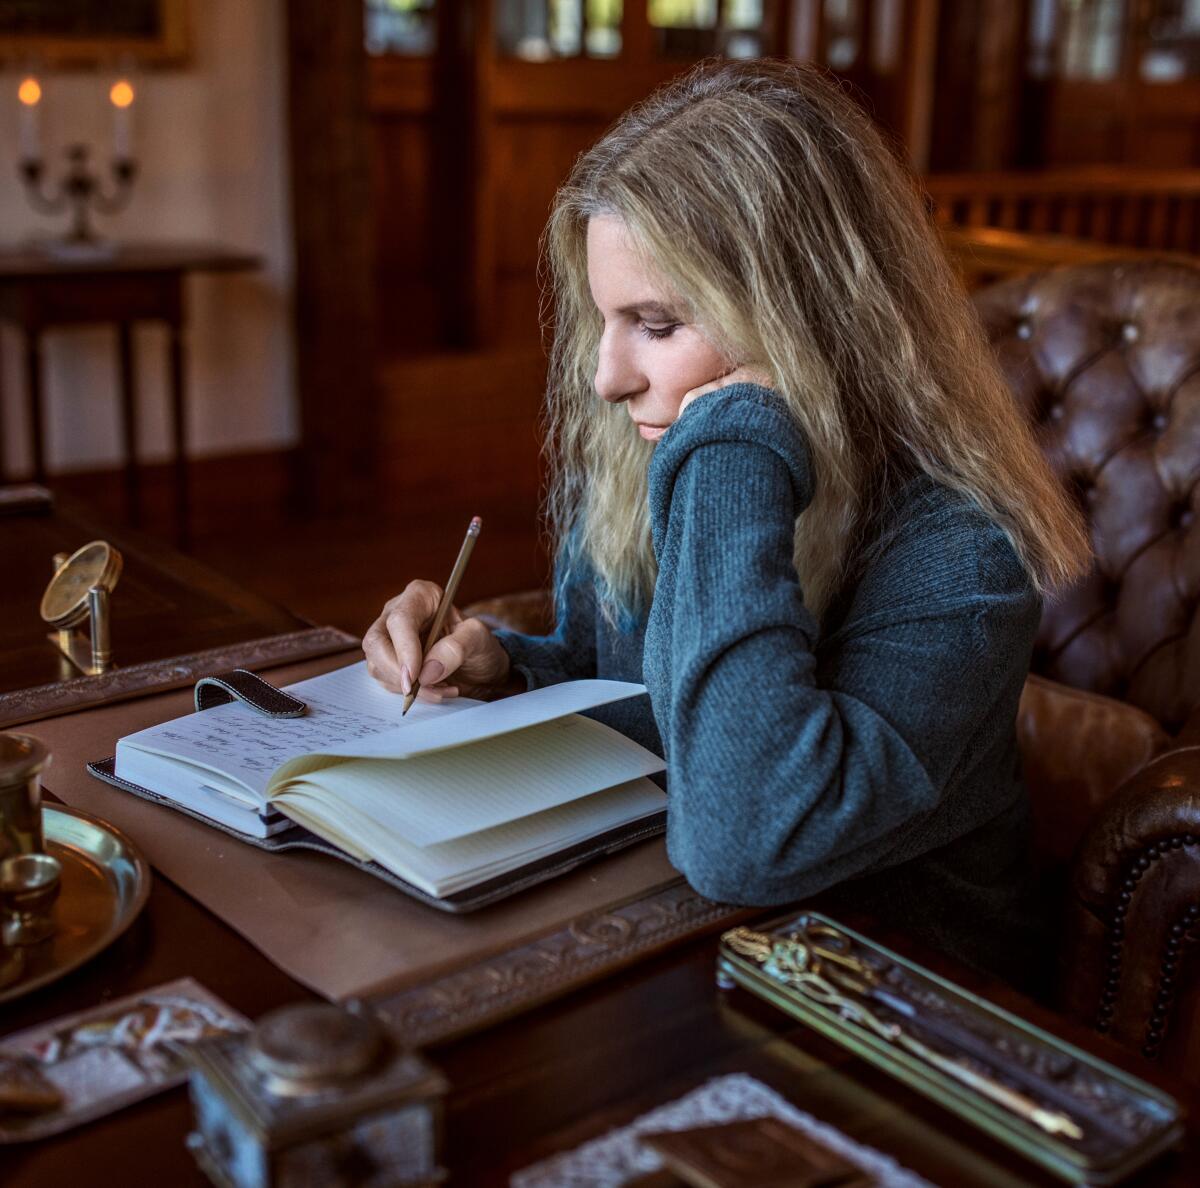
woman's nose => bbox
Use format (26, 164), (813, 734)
(594, 332), (642, 404)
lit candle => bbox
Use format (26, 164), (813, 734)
(110, 78), (134, 160)
(17, 75), (41, 162)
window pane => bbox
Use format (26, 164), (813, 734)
(496, 0), (622, 59)
(1028, 0), (1058, 78)
(823, 0), (861, 71)
(1058, 0), (1125, 81)
(550, 0), (584, 55)
(365, 0), (436, 56)
(1139, 0), (1200, 82)
(648, 0), (767, 58)
(587, 0), (623, 56)
(724, 0), (765, 58)
(648, 0), (719, 26)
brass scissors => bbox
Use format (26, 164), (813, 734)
(787, 919), (879, 991)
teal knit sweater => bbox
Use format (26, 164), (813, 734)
(497, 384), (1042, 983)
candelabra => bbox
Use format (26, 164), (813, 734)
(18, 144), (138, 249)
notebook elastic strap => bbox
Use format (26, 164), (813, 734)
(193, 669), (307, 718)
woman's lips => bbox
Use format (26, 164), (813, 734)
(636, 423), (668, 441)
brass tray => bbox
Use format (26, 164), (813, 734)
(0, 805), (151, 1003)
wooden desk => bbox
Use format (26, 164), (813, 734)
(2, 520), (1198, 1185)
(0, 243), (260, 544)
(4, 847), (1197, 1187)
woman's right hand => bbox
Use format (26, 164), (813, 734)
(362, 580), (514, 702)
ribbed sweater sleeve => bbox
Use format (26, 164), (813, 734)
(644, 383), (1034, 905)
(492, 546), (599, 692)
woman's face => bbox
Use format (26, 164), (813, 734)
(587, 214), (729, 442)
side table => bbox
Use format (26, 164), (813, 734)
(0, 243), (261, 545)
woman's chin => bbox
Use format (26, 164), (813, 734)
(637, 424), (668, 442)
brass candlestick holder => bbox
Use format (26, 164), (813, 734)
(19, 143), (137, 249)
(39, 541), (122, 676)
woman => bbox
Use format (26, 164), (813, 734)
(362, 61), (1089, 983)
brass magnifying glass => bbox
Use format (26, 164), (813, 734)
(39, 541), (123, 675)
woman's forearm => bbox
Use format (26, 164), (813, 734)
(645, 386), (1021, 904)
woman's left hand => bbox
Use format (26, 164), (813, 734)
(679, 365), (774, 417)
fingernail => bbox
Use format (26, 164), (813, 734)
(420, 659), (445, 685)
(400, 666), (411, 695)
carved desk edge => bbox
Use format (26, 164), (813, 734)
(373, 878), (754, 1049)
(0, 626), (361, 728)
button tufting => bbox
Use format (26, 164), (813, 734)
(1122, 322), (1140, 343)
(1016, 320), (1033, 341)
(1049, 403), (1065, 422)
(1152, 413), (1168, 431)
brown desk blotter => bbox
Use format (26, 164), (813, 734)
(25, 652), (743, 1032)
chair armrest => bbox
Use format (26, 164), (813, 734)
(462, 589), (552, 636)
(1018, 674), (1169, 867)
(1062, 743), (1200, 1074)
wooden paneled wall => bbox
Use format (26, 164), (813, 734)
(286, 0), (378, 513)
(371, 61), (438, 353)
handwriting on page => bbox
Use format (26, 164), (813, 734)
(154, 695), (405, 781)
(131, 661), (476, 796)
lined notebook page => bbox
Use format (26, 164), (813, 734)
(116, 662), (477, 798)
(279, 777), (666, 897)
(270, 713), (664, 846)
(277, 678), (653, 765)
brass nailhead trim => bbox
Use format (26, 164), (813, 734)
(1097, 835), (1198, 1038)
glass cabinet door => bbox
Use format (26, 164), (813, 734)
(492, 0), (771, 61)
(648, 1), (767, 59)
(365, 0), (437, 55)
(1138, 0), (1200, 82)
(496, 0), (623, 59)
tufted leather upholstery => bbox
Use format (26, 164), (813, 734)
(974, 262), (1200, 732)
(465, 260), (1200, 1081)
(977, 261), (1200, 1077)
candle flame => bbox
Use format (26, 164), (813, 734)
(110, 80), (134, 109)
(18, 77), (41, 107)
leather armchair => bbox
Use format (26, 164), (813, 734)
(974, 260), (1200, 1077)
(466, 259), (1200, 1080)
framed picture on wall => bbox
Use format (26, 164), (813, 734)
(0, 0), (189, 67)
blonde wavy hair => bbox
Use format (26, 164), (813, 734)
(543, 59), (1089, 620)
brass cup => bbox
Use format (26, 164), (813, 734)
(0, 733), (50, 862)
(1, 852), (61, 946)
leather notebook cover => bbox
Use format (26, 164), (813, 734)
(87, 756), (666, 914)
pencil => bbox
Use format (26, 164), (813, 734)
(402, 515), (483, 716)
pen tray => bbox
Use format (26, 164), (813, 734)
(717, 912), (1184, 1185)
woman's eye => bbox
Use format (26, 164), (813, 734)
(640, 322), (679, 340)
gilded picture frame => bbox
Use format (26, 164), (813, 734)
(0, 0), (190, 67)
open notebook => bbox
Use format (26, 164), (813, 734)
(88, 662), (668, 911)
